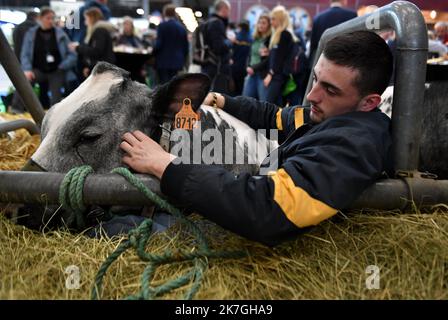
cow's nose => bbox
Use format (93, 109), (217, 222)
(21, 159), (47, 172)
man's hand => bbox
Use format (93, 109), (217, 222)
(263, 73), (272, 87)
(120, 131), (176, 179)
(24, 71), (35, 81)
(246, 67), (254, 75)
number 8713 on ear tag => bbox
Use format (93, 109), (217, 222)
(174, 98), (200, 130)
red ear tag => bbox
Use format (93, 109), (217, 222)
(174, 98), (200, 130)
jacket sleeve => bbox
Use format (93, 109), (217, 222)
(207, 19), (232, 56)
(20, 29), (34, 71)
(58, 31), (77, 71)
(153, 23), (164, 54)
(76, 29), (109, 65)
(222, 95), (311, 142)
(271, 31), (292, 75)
(160, 117), (387, 246)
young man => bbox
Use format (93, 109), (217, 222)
(120, 31), (394, 246)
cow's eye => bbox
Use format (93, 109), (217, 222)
(78, 132), (102, 144)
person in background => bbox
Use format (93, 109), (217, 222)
(10, 11), (38, 113)
(116, 16), (144, 49)
(242, 14), (271, 101)
(434, 21), (448, 46)
(230, 21), (252, 96)
(21, 7), (77, 108)
(71, 0), (111, 43)
(428, 30), (448, 59)
(69, 7), (115, 79)
(201, 0), (233, 94)
(264, 6), (298, 105)
(153, 4), (189, 84)
(309, 0), (357, 64)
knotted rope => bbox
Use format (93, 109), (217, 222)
(58, 166), (247, 300)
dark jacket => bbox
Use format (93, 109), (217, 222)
(154, 18), (189, 70)
(269, 30), (294, 76)
(76, 22), (115, 71)
(203, 14), (232, 66)
(13, 18), (37, 60)
(71, 0), (111, 42)
(310, 6), (357, 61)
(160, 96), (393, 246)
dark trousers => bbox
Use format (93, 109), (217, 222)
(33, 69), (65, 107)
(157, 68), (179, 85)
(265, 74), (287, 105)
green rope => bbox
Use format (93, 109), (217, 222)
(58, 166), (247, 300)
(59, 165), (93, 229)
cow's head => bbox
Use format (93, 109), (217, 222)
(28, 62), (210, 173)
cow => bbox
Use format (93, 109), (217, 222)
(17, 62), (278, 234)
(378, 82), (448, 179)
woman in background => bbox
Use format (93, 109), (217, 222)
(242, 14), (271, 101)
(116, 16), (144, 49)
(69, 7), (115, 79)
(264, 6), (298, 105)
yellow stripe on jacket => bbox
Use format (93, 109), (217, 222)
(276, 108), (283, 130)
(270, 168), (338, 227)
(294, 108), (304, 129)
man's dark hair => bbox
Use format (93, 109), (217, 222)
(163, 4), (176, 18)
(39, 6), (55, 17)
(323, 30), (393, 96)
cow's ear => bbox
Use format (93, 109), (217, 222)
(152, 73), (211, 114)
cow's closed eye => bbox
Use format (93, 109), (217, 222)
(77, 131), (102, 144)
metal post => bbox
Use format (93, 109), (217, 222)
(0, 119), (40, 135)
(302, 1), (428, 175)
(0, 28), (45, 127)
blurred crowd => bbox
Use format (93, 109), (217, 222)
(7, 0), (448, 113)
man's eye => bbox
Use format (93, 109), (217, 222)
(326, 88), (337, 96)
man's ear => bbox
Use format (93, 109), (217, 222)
(152, 73), (211, 115)
(358, 94), (382, 112)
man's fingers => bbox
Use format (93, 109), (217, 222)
(122, 155), (133, 166)
(122, 132), (140, 146)
(133, 130), (151, 142)
(120, 141), (133, 154)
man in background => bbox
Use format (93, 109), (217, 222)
(310, 0), (357, 64)
(153, 4), (189, 84)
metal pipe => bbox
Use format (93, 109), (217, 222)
(0, 171), (446, 210)
(0, 28), (45, 127)
(302, 1), (428, 174)
(0, 119), (40, 135)
(0, 171), (161, 206)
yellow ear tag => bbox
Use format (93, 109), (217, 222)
(174, 98), (200, 130)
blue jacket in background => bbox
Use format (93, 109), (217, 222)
(70, 0), (111, 42)
(21, 25), (77, 82)
(154, 18), (189, 70)
(310, 6), (357, 60)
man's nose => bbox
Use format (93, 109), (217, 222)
(306, 84), (321, 105)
